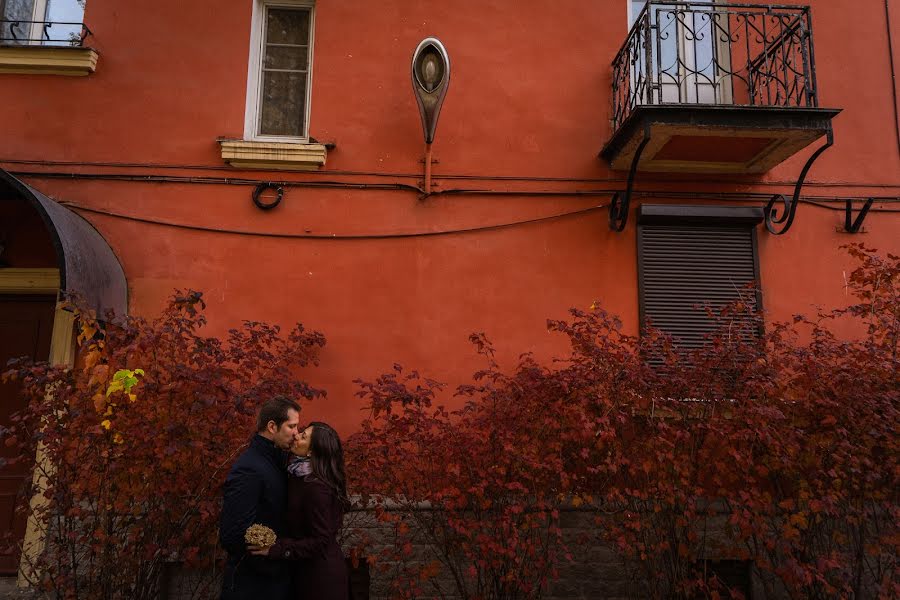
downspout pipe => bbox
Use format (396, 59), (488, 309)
(887, 0), (900, 157)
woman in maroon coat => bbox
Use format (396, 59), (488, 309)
(250, 421), (349, 600)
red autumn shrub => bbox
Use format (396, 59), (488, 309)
(345, 342), (587, 600)
(348, 245), (898, 599)
(1, 291), (325, 600)
(719, 245), (899, 599)
(1, 246), (895, 600)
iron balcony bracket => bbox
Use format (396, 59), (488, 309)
(765, 129), (834, 235)
(844, 197), (875, 233)
(609, 128), (651, 232)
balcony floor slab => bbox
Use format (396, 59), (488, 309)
(600, 105), (841, 174)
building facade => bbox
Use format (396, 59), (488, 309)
(1, 0), (899, 583)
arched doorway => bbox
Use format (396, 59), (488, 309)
(0, 169), (126, 581)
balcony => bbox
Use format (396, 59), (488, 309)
(0, 19), (97, 75)
(600, 2), (839, 174)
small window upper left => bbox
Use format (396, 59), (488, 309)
(0, 0), (97, 76)
(1, 0), (88, 46)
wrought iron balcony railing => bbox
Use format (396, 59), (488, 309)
(0, 19), (92, 47)
(611, 2), (819, 131)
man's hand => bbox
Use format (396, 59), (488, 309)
(247, 544), (272, 556)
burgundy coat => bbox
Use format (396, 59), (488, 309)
(268, 474), (348, 600)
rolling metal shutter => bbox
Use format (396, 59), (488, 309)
(638, 225), (760, 349)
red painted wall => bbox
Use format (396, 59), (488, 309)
(2, 0), (898, 433)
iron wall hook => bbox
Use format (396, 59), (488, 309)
(844, 197), (874, 233)
(252, 182), (284, 210)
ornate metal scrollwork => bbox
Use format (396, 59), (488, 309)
(0, 19), (92, 45)
(611, 2), (817, 132)
(609, 130), (651, 232)
(765, 129), (834, 235)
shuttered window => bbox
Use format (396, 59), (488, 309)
(638, 223), (761, 349)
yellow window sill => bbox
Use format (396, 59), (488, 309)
(0, 45), (98, 76)
(218, 139), (327, 171)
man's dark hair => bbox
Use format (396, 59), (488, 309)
(256, 396), (300, 432)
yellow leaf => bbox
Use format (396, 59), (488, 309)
(112, 433), (123, 445)
(80, 325), (97, 343)
(128, 393), (137, 403)
(101, 419), (111, 430)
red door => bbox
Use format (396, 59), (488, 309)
(0, 296), (55, 574)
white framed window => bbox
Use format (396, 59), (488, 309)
(1, 0), (86, 46)
(244, 0), (315, 142)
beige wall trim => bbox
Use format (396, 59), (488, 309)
(0, 269), (61, 294)
(0, 45), (98, 76)
(17, 307), (74, 588)
(218, 139), (327, 171)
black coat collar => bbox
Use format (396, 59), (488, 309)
(250, 433), (286, 468)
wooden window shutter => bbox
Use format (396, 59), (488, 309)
(638, 223), (761, 349)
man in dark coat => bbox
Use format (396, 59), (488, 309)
(219, 396), (301, 600)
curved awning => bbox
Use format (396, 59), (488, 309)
(0, 168), (127, 316)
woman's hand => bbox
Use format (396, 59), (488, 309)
(247, 544), (272, 556)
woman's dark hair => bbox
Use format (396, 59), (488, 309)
(308, 421), (348, 504)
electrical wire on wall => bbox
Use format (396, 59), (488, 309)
(4, 158), (900, 189)
(58, 201), (612, 239)
(7, 167), (899, 239)
(10, 169), (900, 205)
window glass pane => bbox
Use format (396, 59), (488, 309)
(258, 6), (311, 137)
(44, 0), (86, 45)
(1, 0), (36, 44)
(265, 46), (309, 71)
(653, 8), (680, 76)
(2, 0), (35, 21)
(266, 7), (309, 46)
(1, 0), (85, 45)
(260, 70), (307, 136)
(629, 0), (646, 27)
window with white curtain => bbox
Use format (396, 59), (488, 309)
(0, 0), (86, 45)
(244, 0), (315, 141)
(626, 0), (732, 104)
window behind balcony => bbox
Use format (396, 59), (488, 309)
(627, 0), (732, 105)
(245, 0), (314, 141)
(0, 0), (85, 46)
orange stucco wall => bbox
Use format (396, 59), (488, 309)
(2, 0), (898, 433)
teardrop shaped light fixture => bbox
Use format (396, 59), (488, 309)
(411, 38), (450, 144)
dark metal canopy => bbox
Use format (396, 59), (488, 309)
(0, 168), (127, 316)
